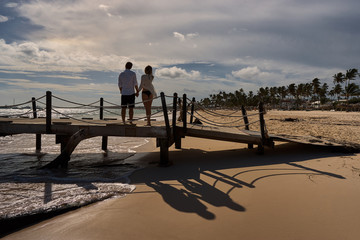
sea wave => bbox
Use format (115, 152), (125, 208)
(0, 134), (149, 221)
(0, 182), (135, 220)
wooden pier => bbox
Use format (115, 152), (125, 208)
(0, 91), (344, 169)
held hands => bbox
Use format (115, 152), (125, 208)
(135, 91), (139, 97)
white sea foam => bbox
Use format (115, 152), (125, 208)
(0, 182), (135, 219)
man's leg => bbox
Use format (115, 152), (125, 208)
(121, 107), (127, 123)
(128, 94), (136, 124)
(129, 108), (134, 123)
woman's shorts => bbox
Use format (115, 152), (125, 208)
(142, 90), (152, 97)
(121, 94), (136, 108)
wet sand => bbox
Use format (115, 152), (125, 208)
(3, 110), (360, 240)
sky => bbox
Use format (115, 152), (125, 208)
(0, 0), (359, 106)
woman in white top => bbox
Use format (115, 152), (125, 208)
(139, 65), (157, 126)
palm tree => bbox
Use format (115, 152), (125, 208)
(306, 83), (313, 101)
(344, 68), (358, 88)
(235, 88), (247, 106)
(278, 86), (288, 100)
(287, 84), (296, 99)
(345, 83), (360, 100)
(269, 87), (278, 107)
(333, 72), (345, 85)
(332, 84), (343, 101)
(312, 78), (321, 102)
(342, 69), (359, 101)
(319, 83), (329, 104)
(257, 87), (270, 103)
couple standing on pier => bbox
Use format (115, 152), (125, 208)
(118, 62), (157, 126)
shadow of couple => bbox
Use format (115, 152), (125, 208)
(147, 178), (245, 220)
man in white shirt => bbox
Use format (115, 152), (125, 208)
(118, 62), (139, 124)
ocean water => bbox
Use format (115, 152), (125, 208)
(0, 108), (161, 221)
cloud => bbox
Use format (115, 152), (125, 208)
(156, 67), (200, 79)
(5, 2), (18, 8)
(173, 32), (185, 42)
(1, 0), (360, 103)
(98, 4), (110, 11)
(9, 0), (359, 70)
(98, 4), (113, 17)
(0, 39), (128, 72)
(184, 88), (197, 93)
(0, 77), (114, 93)
(0, 15), (9, 23)
(173, 32), (199, 42)
(232, 66), (271, 80)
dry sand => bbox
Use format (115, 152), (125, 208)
(3, 110), (360, 240)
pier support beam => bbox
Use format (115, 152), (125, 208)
(43, 129), (91, 169)
(56, 135), (71, 152)
(32, 97), (42, 151)
(172, 93), (182, 149)
(100, 97), (108, 151)
(46, 91), (52, 134)
(158, 138), (171, 167)
(241, 105), (253, 149)
(36, 134), (42, 152)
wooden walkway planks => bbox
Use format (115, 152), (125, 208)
(269, 133), (345, 148)
(0, 116), (348, 168)
(0, 118), (168, 138)
(1, 118), (345, 149)
(186, 124), (263, 144)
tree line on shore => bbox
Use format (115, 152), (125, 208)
(200, 68), (360, 109)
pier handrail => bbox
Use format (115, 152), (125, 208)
(0, 95), (46, 109)
(1, 91), (269, 143)
(172, 95), (269, 150)
(52, 95), (100, 108)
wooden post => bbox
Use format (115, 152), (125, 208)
(160, 92), (170, 166)
(258, 102), (265, 154)
(241, 105), (253, 149)
(56, 135), (71, 152)
(159, 138), (170, 167)
(183, 94), (187, 133)
(100, 97), (108, 151)
(161, 92), (171, 139)
(190, 97), (195, 124)
(102, 137), (108, 151)
(32, 97), (41, 151)
(172, 93), (181, 149)
(46, 91), (52, 134)
(100, 97), (104, 120)
(31, 97), (37, 119)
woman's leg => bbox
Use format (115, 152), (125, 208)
(142, 94), (153, 125)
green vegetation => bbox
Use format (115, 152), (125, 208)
(200, 68), (360, 110)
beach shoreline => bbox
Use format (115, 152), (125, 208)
(2, 110), (360, 239)
(0, 137), (157, 238)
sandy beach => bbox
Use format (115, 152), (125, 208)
(2, 110), (360, 240)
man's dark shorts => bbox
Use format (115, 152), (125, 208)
(121, 94), (136, 108)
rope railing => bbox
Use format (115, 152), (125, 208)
(193, 109), (245, 126)
(52, 95), (100, 108)
(194, 102), (258, 118)
(189, 110), (261, 129)
(1, 91), (268, 140)
(36, 100), (98, 110)
(189, 111), (248, 128)
(1, 91), (272, 163)
(51, 108), (107, 125)
(0, 95), (46, 109)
